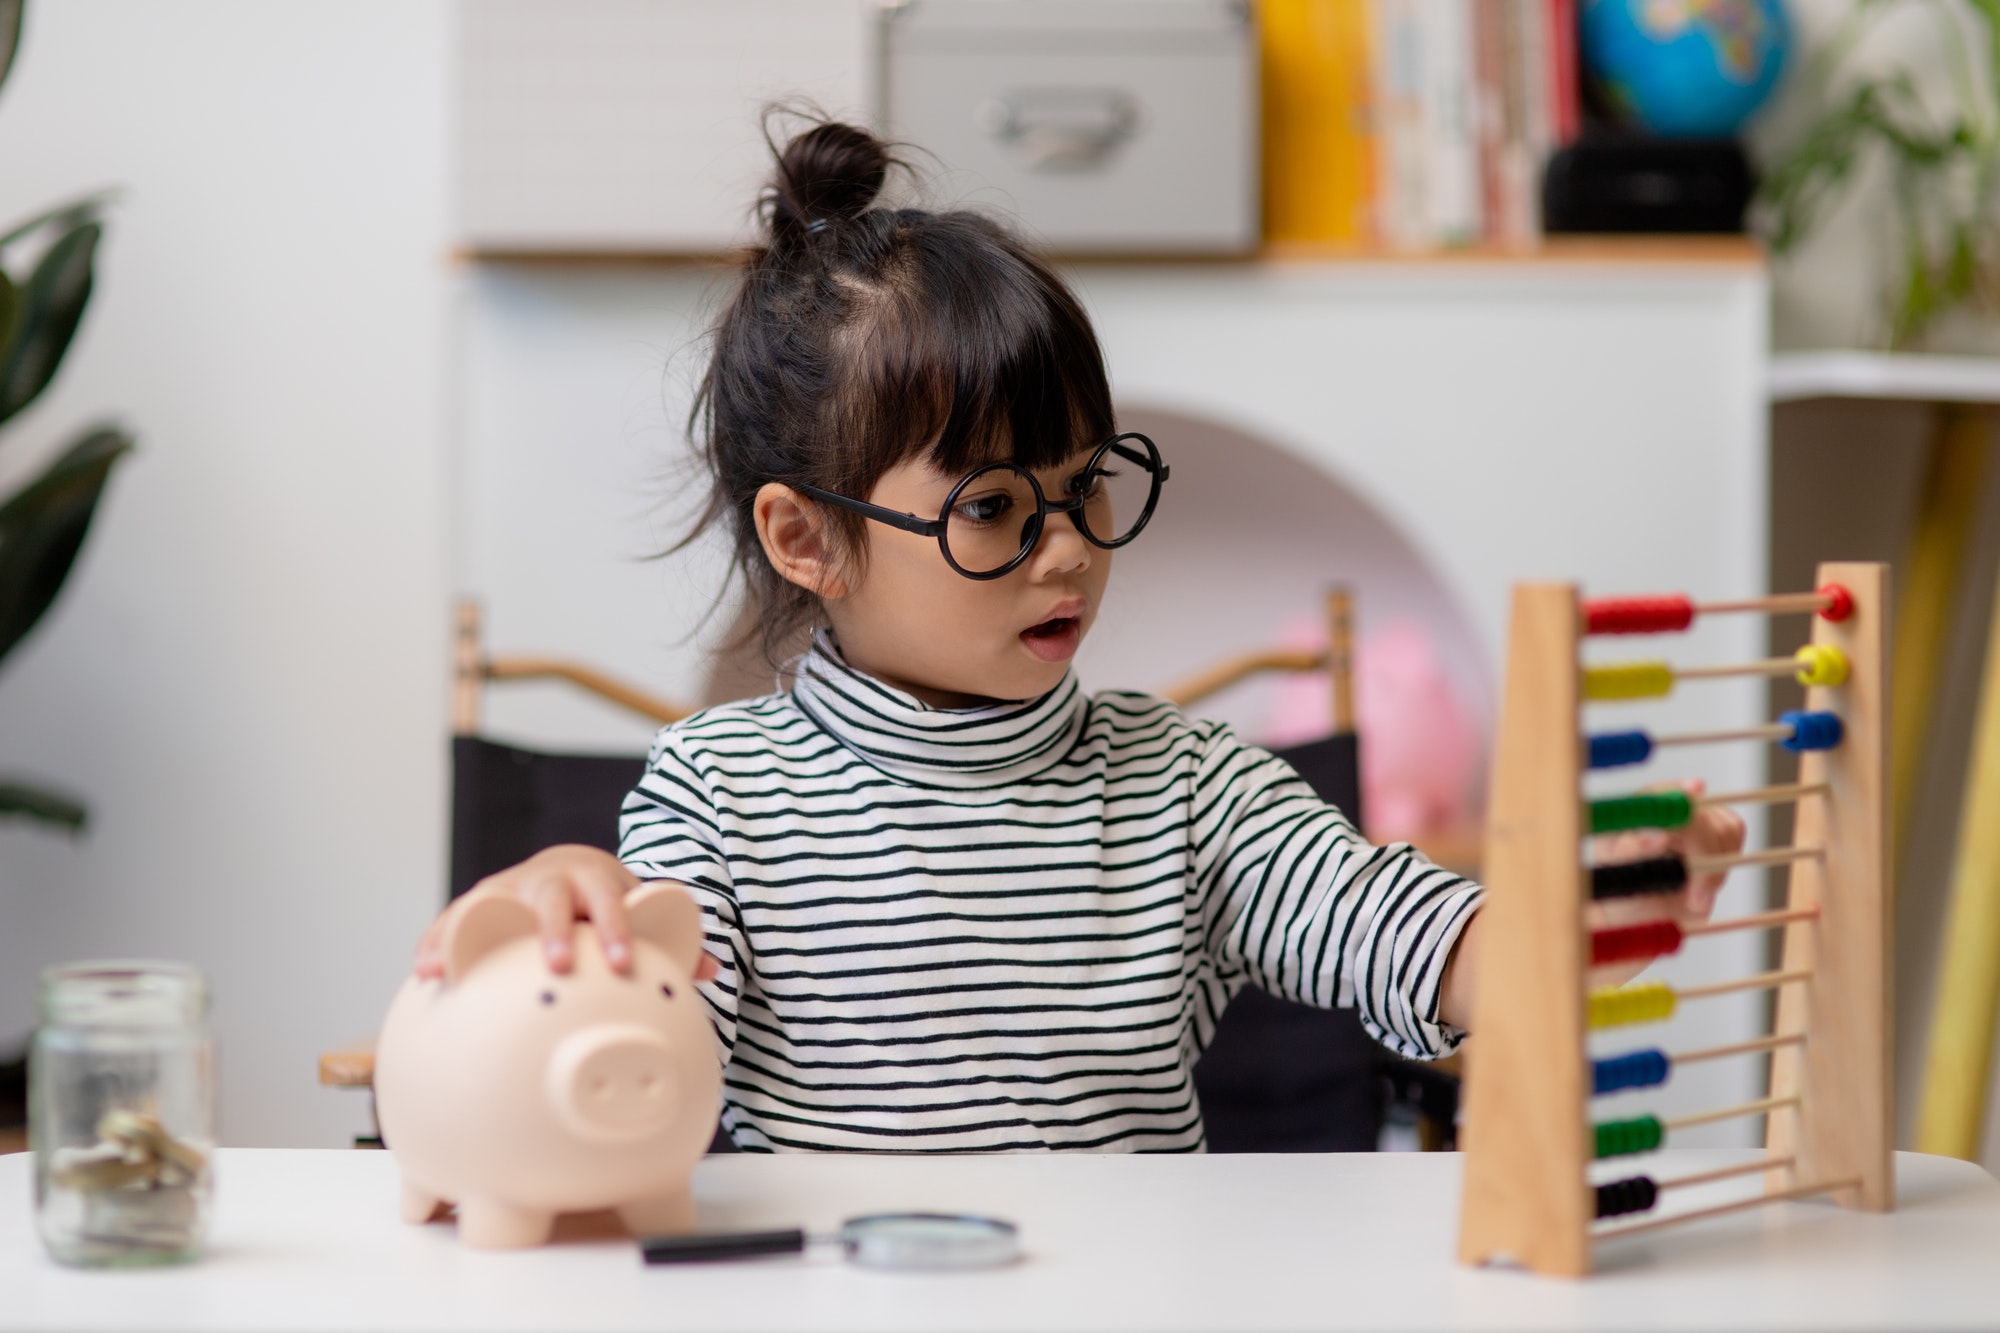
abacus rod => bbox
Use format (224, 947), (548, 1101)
(1678, 969), (1812, 1002)
(1696, 592), (1834, 617)
(1682, 906), (1820, 937)
(1651, 723), (1793, 748)
(1656, 1155), (1798, 1192)
(1671, 1032), (1806, 1065)
(1687, 845), (1824, 875)
(1593, 1177), (1861, 1241)
(1699, 782), (1831, 809)
(1678, 657), (1809, 681)
(1663, 1094), (1800, 1133)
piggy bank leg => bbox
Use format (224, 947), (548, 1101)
(400, 1178), (447, 1224)
(618, 1186), (695, 1238)
(456, 1195), (555, 1249)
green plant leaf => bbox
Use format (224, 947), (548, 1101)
(0, 2), (22, 101)
(0, 269), (17, 375)
(0, 191), (109, 252)
(0, 779), (85, 834)
(0, 423), (132, 667)
(0, 217), (97, 427)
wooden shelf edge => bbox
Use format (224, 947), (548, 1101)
(453, 234), (1765, 271)
(1770, 350), (2000, 406)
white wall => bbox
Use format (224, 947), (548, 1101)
(0, 2), (451, 1148)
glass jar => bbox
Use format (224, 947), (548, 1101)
(31, 962), (214, 1267)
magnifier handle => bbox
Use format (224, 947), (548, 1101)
(641, 1228), (808, 1264)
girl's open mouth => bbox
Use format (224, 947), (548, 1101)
(1020, 616), (1081, 662)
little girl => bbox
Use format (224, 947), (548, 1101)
(415, 120), (1744, 1152)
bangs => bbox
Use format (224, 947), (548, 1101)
(826, 211), (1114, 490)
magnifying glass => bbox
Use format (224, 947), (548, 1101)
(641, 1212), (1020, 1271)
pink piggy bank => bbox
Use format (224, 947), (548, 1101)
(374, 882), (721, 1249)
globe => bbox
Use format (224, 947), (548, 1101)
(1581, 0), (1792, 138)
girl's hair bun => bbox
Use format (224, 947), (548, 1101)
(766, 120), (890, 238)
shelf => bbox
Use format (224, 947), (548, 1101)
(452, 234), (1765, 271)
(1770, 351), (2000, 406)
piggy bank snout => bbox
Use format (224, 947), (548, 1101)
(546, 1023), (680, 1143)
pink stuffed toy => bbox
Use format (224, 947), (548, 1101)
(1260, 616), (1480, 842)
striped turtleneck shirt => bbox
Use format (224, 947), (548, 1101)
(618, 633), (1483, 1153)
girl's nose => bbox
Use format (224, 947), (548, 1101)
(1030, 507), (1092, 577)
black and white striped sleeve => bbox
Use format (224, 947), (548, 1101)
(1187, 724), (1484, 1061)
(617, 730), (746, 1057)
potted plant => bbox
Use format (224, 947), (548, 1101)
(1759, 0), (2000, 350)
(0, 0), (136, 1143)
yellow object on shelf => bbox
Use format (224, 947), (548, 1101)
(1261, 0), (1375, 244)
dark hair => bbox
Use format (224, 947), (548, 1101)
(684, 116), (1115, 661)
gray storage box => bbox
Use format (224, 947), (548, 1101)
(880, 1), (1258, 255)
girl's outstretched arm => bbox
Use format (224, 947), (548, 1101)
(1431, 779), (1747, 1029)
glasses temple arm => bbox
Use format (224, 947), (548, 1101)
(793, 484), (940, 538)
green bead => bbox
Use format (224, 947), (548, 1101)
(1589, 790), (1693, 834)
(1593, 1115), (1665, 1159)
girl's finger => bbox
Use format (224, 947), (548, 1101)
(525, 876), (578, 972)
(695, 953), (722, 983)
(576, 865), (637, 972)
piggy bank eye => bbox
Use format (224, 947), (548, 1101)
(659, 983), (675, 1000)
(539, 990), (556, 1007)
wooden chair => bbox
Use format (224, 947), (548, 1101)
(319, 602), (694, 1143)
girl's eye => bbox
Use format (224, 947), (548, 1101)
(1068, 468), (1114, 498)
(954, 493), (1012, 524)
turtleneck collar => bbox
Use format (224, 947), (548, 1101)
(789, 631), (1089, 789)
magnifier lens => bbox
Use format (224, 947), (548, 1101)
(838, 1213), (1020, 1270)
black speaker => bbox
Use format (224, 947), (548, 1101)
(1543, 135), (1753, 234)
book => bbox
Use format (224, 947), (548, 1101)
(1261, 0), (1379, 243)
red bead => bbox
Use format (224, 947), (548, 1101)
(1817, 583), (1855, 623)
(1584, 595), (1695, 636)
(1590, 919), (1683, 967)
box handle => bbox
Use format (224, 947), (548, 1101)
(973, 88), (1139, 172)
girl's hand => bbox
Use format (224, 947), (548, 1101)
(411, 845), (721, 982)
(1587, 779), (1747, 989)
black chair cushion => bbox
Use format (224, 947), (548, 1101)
(449, 736), (644, 899)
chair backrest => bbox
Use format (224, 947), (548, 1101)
(449, 737), (645, 898)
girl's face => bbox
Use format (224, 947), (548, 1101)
(767, 450), (1113, 709)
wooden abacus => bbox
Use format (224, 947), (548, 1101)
(1457, 561), (1892, 1277)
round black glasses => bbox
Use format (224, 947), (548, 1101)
(793, 432), (1169, 581)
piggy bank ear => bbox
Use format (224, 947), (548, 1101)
(441, 893), (540, 985)
(626, 882), (705, 974)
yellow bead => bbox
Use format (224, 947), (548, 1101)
(1588, 981), (1677, 1029)
(1584, 662), (1676, 701)
(1794, 644), (1851, 688)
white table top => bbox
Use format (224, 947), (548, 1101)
(5, 1148), (1999, 1331)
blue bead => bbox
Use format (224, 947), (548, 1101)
(1780, 710), (1843, 752)
(1592, 1049), (1670, 1095)
(1589, 731), (1653, 769)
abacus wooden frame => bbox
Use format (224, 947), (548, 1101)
(1454, 561), (1892, 1277)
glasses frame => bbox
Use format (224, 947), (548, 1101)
(792, 431), (1169, 581)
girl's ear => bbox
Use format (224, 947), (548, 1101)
(754, 482), (849, 599)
